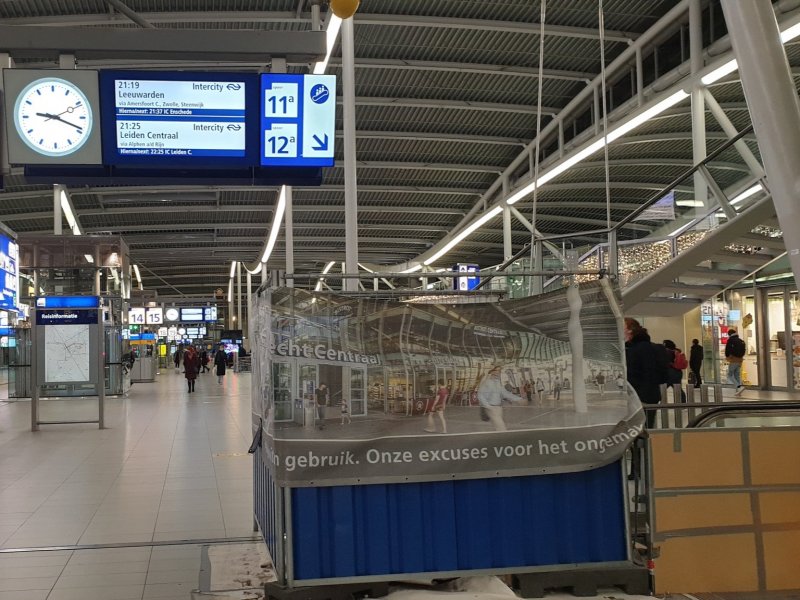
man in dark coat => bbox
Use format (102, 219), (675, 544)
(689, 339), (703, 388)
(214, 344), (227, 384)
(624, 318), (667, 428)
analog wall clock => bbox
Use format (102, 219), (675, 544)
(13, 77), (94, 157)
(165, 308), (180, 322)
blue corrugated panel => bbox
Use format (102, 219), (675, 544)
(254, 450), (279, 570)
(290, 462), (627, 581)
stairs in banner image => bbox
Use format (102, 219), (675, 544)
(621, 196), (784, 316)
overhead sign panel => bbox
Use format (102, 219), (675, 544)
(260, 74), (336, 167)
(100, 71), (258, 166)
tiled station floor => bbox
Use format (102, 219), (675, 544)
(0, 369), (258, 599)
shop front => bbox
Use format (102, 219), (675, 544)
(699, 285), (800, 391)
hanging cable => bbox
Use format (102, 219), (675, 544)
(530, 0), (547, 273)
(598, 0), (612, 229)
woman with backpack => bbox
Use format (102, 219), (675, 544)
(663, 340), (688, 402)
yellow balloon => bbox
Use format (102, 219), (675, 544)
(330, 0), (360, 19)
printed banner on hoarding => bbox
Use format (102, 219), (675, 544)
(251, 280), (644, 486)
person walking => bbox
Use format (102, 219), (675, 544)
(314, 383), (329, 430)
(725, 328), (746, 396)
(689, 339), (703, 388)
(535, 377), (546, 405)
(214, 344), (227, 384)
(552, 375), (562, 402)
(477, 366), (523, 432)
(340, 398), (351, 425)
(624, 318), (667, 428)
(424, 381), (448, 433)
(183, 346), (200, 393)
(663, 340), (687, 402)
(174, 345), (183, 372)
(200, 350), (210, 373)
(595, 372), (605, 396)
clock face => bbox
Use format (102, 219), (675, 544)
(13, 77), (93, 157)
(165, 308), (180, 322)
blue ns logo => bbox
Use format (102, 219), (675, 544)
(310, 84), (330, 104)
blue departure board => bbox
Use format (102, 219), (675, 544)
(260, 74), (336, 167)
(100, 71), (259, 166)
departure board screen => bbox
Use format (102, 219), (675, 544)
(100, 71), (258, 166)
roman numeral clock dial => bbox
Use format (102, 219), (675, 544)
(13, 77), (93, 157)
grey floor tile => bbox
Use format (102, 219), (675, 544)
(46, 584), (145, 600)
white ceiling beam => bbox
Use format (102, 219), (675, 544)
(349, 97), (559, 115)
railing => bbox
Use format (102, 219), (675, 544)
(470, 124), (773, 297)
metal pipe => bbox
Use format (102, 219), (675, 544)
(53, 186), (62, 235)
(286, 269), (601, 280)
(246, 271), (252, 337)
(690, 0), (708, 209)
(702, 88), (766, 179)
(237, 261), (242, 328)
(721, 0), (800, 292)
(284, 186), (294, 288)
(502, 205), (512, 260)
(105, 0), (156, 28)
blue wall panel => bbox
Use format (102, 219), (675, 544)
(289, 462), (627, 581)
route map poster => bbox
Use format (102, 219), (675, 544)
(251, 280), (644, 487)
(35, 309), (98, 385)
(45, 324), (91, 383)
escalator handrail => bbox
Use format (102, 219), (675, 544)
(687, 401), (800, 428)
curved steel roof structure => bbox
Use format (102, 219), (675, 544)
(0, 0), (793, 297)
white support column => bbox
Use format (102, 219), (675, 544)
(237, 261), (242, 329)
(503, 205), (512, 261)
(721, 0), (800, 289)
(342, 18), (359, 292)
(53, 186), (63, 235)
(690, 0), (708, 209)
(0, 53), (14, 174)
(702, 89), (766, 180)
(246, 271), (252, 337)
(284, 186), (294, 288)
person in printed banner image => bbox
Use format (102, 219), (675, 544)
(214, 343), (227, 384)
(315, 383), (329, 430)
(535, 377), (546, 405)
(725, 327), (746, 396)
(552, 375), (562, 402)
(424, 381), (449, 434)
(689, 338), (703, 388)
(595, 372), (605, 396)
(183, 346), (199, 393)
(340, 398), (351, 425)
(624, 318), (664, 428)
(477, 366), (524, 432)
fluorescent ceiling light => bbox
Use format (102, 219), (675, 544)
(133, 264), (142, 285)
(675, 200), (704, 207)
(424, 206), (503, 265)
(229, 261), (237, 278)
(84, 254), (94, 264)
(701, 60), (738, 85)
(313, 14), (342, 75)
(730, 184), (763, 205)
(227, 280), (233, 302)
(261, 186), (287, 263)
(59, 188), (81, 235)
(781, 22), (800, 42)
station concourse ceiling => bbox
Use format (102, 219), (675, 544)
(0, 0), (795, 298)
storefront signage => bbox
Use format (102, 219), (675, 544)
(271, 339), (380, 365)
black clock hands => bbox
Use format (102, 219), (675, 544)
(35, 112), (83, 131)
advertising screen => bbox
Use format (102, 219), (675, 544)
(0, 233), (18, 312)
(100, 71), (258, 166)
